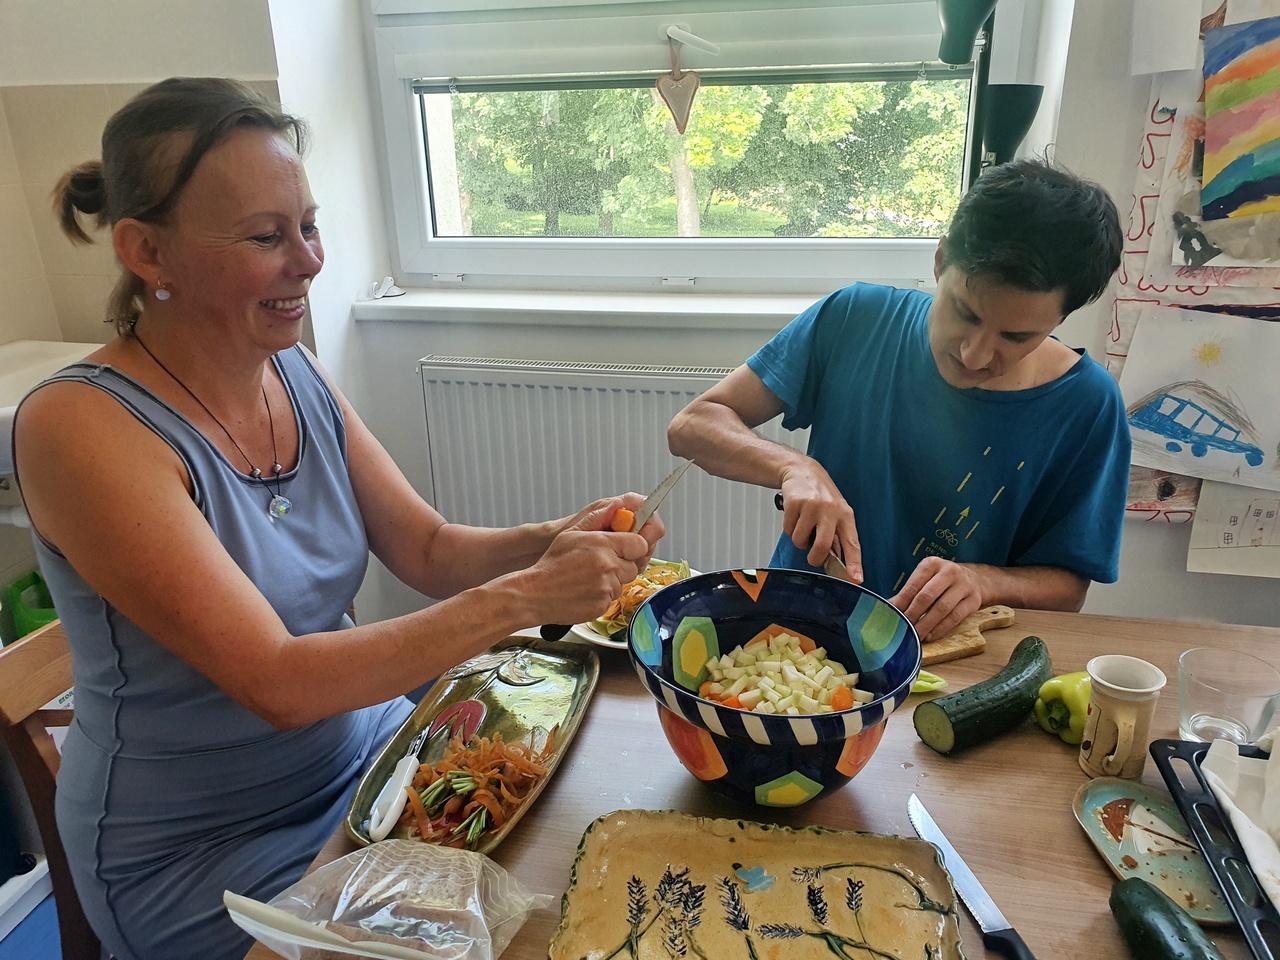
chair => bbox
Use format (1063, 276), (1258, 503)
(0, 620), (101, 960)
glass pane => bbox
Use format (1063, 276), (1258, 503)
(422, 78), (970, 239)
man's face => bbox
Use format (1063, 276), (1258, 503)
(927, 249), (1067, 390)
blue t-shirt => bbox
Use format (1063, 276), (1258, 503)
(747, 283), (1131, 596)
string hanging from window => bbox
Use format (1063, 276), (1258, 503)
(656, 26), (719, 135)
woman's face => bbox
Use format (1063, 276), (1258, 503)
(157, 127), (323, 352)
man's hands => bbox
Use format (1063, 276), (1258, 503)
(888, 557), (983, 643)
(777, 465), (864, 582)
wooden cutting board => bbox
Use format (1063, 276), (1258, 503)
(921, 604), (1015, 665)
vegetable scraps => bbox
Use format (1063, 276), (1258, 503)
(395, 729), (556, 849)
(1034, 670), (1092, 744)
(701, 629), (873, 716)
(911, 670), (948, 694)
(589, 559), (691, 638)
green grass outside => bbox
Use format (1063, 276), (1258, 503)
(465, 196), (788, 238)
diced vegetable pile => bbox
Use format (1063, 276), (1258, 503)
(700, 630), (874, 716)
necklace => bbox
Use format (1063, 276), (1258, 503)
(132, 328), (293, 520)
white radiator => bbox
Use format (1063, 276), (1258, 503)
(417, 356), (809, 573)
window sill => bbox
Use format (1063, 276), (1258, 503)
(350, 288), (825, 330)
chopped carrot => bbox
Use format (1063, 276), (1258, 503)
(721, 695), (743, 710)
(391, 728), (558, 847)
(699, 681), (715, 699)
(830, 686), (855, 711)
(405, 785), (432, 841)
(468, 790), (506, 827)
(611, 508), (636, 532)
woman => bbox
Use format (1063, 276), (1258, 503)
(12, 77), (661, 960)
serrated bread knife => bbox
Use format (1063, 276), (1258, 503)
(539, 460), (693, 642)
(908, 793), (1036, 960)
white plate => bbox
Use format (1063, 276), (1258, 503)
(569, 564), (699, 651)
(569, 621), (629, 649)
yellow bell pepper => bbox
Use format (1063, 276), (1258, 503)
(1033, 671), (1091, 744)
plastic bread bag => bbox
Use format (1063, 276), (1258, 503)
(224, 840), (553, 960)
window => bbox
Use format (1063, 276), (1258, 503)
(367, 1), (985, 292)
(421, 72), (970, 240)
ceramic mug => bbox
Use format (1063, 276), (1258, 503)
(1079, 655), (1167, 780)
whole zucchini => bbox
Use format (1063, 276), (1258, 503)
(912, 635), (1051, 754)
(1109, 877), (1225, 959)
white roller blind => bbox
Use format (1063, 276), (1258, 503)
(377, 1), (946, 81)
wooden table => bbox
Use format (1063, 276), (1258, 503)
(247, 609), (1279, 959)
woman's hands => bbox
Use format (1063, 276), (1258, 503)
(521, 494), (666, 627)
(778, 463), (863, 582)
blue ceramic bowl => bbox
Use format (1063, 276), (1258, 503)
(628, 568), (921, 807)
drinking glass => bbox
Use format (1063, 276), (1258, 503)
(1178, 647), (1280, 744)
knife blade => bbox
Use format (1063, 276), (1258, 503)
(539, 460), (693, 642)
(630, 459), (693, 531)
(907, 793), (1036, 960)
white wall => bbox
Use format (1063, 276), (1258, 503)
(266, 0), (392, 392)
(0, 0), (276, 86)
(1050, 0), (1280, 626)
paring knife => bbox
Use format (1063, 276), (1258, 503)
(907, 793), (1037, 960)
(539, 460), (694, 642)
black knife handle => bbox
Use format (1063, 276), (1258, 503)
(539, 624), (570, 642)
(983, 927), (1035, 960)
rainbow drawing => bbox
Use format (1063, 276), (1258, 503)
(1202, 15), (1280, 221)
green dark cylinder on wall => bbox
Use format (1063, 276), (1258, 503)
(936, 0), (1000, 64)
(983, 83), (1044, 165)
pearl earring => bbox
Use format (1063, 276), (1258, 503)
(155, 283), (171, 301)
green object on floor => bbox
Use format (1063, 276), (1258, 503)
(3, 570), (57, 643)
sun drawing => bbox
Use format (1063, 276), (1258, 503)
(1192, 337), (1225, 366)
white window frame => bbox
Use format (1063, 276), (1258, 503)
(365, 1), (1019, 293)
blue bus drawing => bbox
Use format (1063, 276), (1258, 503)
(1129, 393), (1265, 466)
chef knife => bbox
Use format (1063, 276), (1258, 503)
(907, 793), (1036, 960)
(539, 459), (694, 642)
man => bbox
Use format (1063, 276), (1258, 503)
(668, 159), (1130, 642)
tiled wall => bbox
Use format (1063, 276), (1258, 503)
(0, 83), (150, 348)
(0, 96), (58, 345)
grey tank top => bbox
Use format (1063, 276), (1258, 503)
(22, 345), (371, 755)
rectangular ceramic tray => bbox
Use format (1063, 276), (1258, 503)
(549, 809), (965, 960)
(345, 636), (599, 853)
(1149, 738), (1279, 960)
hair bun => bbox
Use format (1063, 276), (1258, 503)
(55, 160), (108, 243)
(65, 162), (106, 214)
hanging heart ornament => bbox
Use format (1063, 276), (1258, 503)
(656, 70), (700, 135)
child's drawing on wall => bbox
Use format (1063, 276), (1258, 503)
(1120, 305), (1280, 490)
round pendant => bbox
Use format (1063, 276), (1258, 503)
(268, 495), (292, 518)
